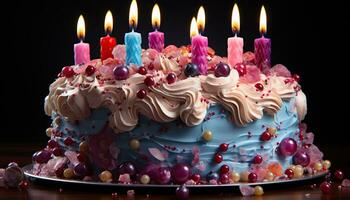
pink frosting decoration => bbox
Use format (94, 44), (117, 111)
(74, 42), (90, 65)
(270, 64), (291, 77)
(239, 65), (261, 83)
(191, 35), (208, 75)
(254, 37), (271, 72)
(227, 36), (243, 67)
(239, 185), (255, 196)
(148, 31), (164, 52)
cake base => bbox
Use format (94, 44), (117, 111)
(23, 164), (327, 192)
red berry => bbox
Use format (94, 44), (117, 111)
(191, 174), (201, 183)
(334, 170), (344, 181)
(255, 83), (264, 91)
(260, 131), (272, 141)
(144, 76), (155, 87)
(234, 63), (247, 76)
(52, 147), (63, 156)
(253, 155), (263, 164)
(214, 153), (223, 163)
(47, 139), (58, 149)
(137, 89), (147, 99)
(285, 169), (294, 179)
(293, 74), (300, 82)
(85, 65), (96, 76)
(77, 153), (86, 162)
(19, 180), (29, 190)
(62, 66), (75, 78)
(64, 137), (74, 146)
(219, 173), (230, 184)
(55, 166), (65, 178)
(166, 73), (177, 84)
(219, 143), (229, 152)
(148, 63), (155, 70)
(220, 165), (230, 174)
(248, 172), (258, 183)
(138, 66), (147, 75)
(320, 181), (331, 194)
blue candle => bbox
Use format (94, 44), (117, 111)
(125, 0), (142, 67)
(125, 31), (142, 66)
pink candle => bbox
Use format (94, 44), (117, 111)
(148, 4), (164, 52)
(254, 37), (271, 71)
(74, 15), (90, 65)
(254, 6), (271, 72)
(192, 35), (208, 75)
(191, 6), (208, 75)
(149, 31), (164, 52)
(74, 42), (90, 65)
(227, 4), (243, 68)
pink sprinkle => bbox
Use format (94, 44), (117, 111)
(118, 174), (131, 183)
(239, 185), (255, 196)
(127, 190), (135, 198)
(342, 179), (350, 187)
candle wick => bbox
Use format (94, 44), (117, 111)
(234, 32), (237, 37)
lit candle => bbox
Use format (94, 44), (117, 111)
(100, 10), (117, 62)
(148, 4), (164, 52)
(227, 4), (243, 68)
(74, 15), (90, 65)
(254, 6), (271, 71)
(191, 6), (208, 75)
(125, 0), (142, 67)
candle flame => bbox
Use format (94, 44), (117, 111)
(104, 10), (113, 34)
(77, 15), (85, 40)
(231, 3), (240, 34)
(190, 17), (198, 38)
(129, 0), (138, 29)
(259, 6), (267, 35)
(151, 4), (161, 29)
(197, 6), (205, 33)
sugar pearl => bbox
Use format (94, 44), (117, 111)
(267, 127), (277, 135)
(79, 141), (89, 153)
(240, 171), (249, 182)
(140, 174), (150, 184)
(129, 139), (140, 150)
(53, 117), (62, 126)
(202, 130), (213, 141)
(314, 162), (323, 171)
(230, 171), (240, 182)
(63, 168), (74, 179)
(254, 186), (264, 196)
(288, 165), (296, 171)
(265, 171), (274, 181)
(322, 160), (331, 170)
(100, 170), (113, 182)
(46, 128), (53, 137)
(294, 165), (304, 178)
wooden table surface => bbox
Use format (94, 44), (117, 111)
(1, 141), (350, 200)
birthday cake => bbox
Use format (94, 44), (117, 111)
(29, 44), (328, 186)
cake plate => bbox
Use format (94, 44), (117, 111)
(23, 164), (327, 193)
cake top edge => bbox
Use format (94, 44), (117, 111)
(44, 45), (306, 134)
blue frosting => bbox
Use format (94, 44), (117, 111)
(53, 100), (300, 176)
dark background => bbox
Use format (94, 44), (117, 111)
(2, 0), (348, 163)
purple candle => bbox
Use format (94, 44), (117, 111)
(254, 6), (271, 72)
(191, 6), (208, 75)
(74, 15), (90, 65)
(148, 4), (164, 52)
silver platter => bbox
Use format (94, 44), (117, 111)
(23, 164), (327, 190)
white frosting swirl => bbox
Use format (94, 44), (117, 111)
(45, 68), (303, 133)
